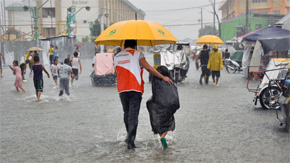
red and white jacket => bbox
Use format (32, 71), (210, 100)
(114, 48), (144, 94)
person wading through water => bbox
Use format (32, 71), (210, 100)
(114, 40), (173, 149)
(195, 44), (210, 85)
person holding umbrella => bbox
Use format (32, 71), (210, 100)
(207, 44), (223, 86)
(95, 20), (178, 150)
(115, 40), (173, 149)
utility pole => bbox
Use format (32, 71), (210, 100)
(200, 7), (203, 36)
(3, 0), (6, 32)
(245, 0), (249, 33)
(226, 0), (229, 20)
(100, 8), (104, 53)
(213, 0), (216, 34)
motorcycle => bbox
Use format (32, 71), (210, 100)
(225, 58), (242, 73)
(172, 49), (189, 83)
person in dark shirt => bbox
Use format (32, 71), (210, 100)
(32, 55), (50, 101)
(195, 44), (210, 85)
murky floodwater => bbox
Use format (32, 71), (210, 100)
(1, 54), (289, 162)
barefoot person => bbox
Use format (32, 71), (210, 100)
(195, 44), (210, 85)
(0, 51), (5, 77)
(207, 44), (223, 86)
(58, 58), (72, 96)
(114, 40), (173, 149)
(11, 60), (26, 93)
(70, 52), (82, 85)
(32, 56), (50, 101)
(51, 58), (59, 86)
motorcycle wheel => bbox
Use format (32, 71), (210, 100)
(259, 86), (282, 110)
(227, 65), (236, 73)
(175, 72), (179, 83)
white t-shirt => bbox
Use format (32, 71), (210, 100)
(59, 64), (72, 79)
(51, 64), (59, 76)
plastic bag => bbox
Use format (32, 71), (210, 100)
(146, 66), (180, 134)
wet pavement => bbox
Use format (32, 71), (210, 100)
(0, 54), (289, 162)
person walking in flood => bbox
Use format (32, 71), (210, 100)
(146, 66), (180, 150)
(58, 58), (72, 96)
(32, 56), (50, 101)
(114, 40), (173, 149)
(11, 60), (26, 93)
(0, 51), (5, 77)
(195, 44), (210, 85)
(47, 44), (54, 65)
(51, 58), (59, 86)
(70, 52), (82, 85)
(207, 44), (223, 86)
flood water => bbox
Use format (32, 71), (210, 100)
(1, 54), (289, 162)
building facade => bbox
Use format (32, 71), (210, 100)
(37, 0), (145, 40)
(219, 0), (289, 40)
(3, 0), (145, 41)
(219, 0), (290, 21)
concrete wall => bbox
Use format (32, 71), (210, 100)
(0, 37), (96, 66)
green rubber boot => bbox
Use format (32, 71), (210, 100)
(160, 137), (168, 150)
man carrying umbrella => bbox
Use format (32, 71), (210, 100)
(115, 40), (173, 149)
(207, 44), (223, 86)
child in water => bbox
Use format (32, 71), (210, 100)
(12, 60), (26, 93)
(58, 58), (72, 96)
(51, 58), (59, 86)
(32, 56), (50, 101)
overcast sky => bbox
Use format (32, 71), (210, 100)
(129, 0), (224, 40)
(1, 0), (224, 40)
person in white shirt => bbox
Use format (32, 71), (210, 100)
(51, 58), (59, 86)
(58, 59), (72, 96)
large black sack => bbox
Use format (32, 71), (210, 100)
(152, 66), (180, 114)
(147, 98), (175, 134)
(146, 66), (180, 134)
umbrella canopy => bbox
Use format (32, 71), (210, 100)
(95, 20), (178, 46)
(195, 35), (224, 44)
(27, 47), (43, 51)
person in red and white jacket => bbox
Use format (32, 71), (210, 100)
(114, 40), (173, 149)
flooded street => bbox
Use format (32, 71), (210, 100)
(1, 54), (289, 163)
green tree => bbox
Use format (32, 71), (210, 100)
(199, 25), (218, 37)
(91, 19), (108, 38)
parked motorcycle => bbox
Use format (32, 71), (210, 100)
(225, 58), (242, 73)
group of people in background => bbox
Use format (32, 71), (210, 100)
(0, 44), (82, 101)
(195, 44), (223, 86)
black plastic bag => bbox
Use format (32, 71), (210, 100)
(146, 66), (180, 134)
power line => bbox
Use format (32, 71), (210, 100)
(144, 1), (226, 12)
(163, 22), (213, 27)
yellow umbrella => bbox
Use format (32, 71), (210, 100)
(27, 47), (43, 51)
(196, 35), (224, 44)
(95, 20), (178, 46)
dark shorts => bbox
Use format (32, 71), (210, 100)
(201, 65), (210, 77)
(53, 75), (58, 81)
(20, 64), (26, 75)
(212, 71), (220, 78)
(72, 68), (79, 79)
(34, 80), (43, 92)
(49, 55), (54, 64)
(0, 59), (2, 69)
